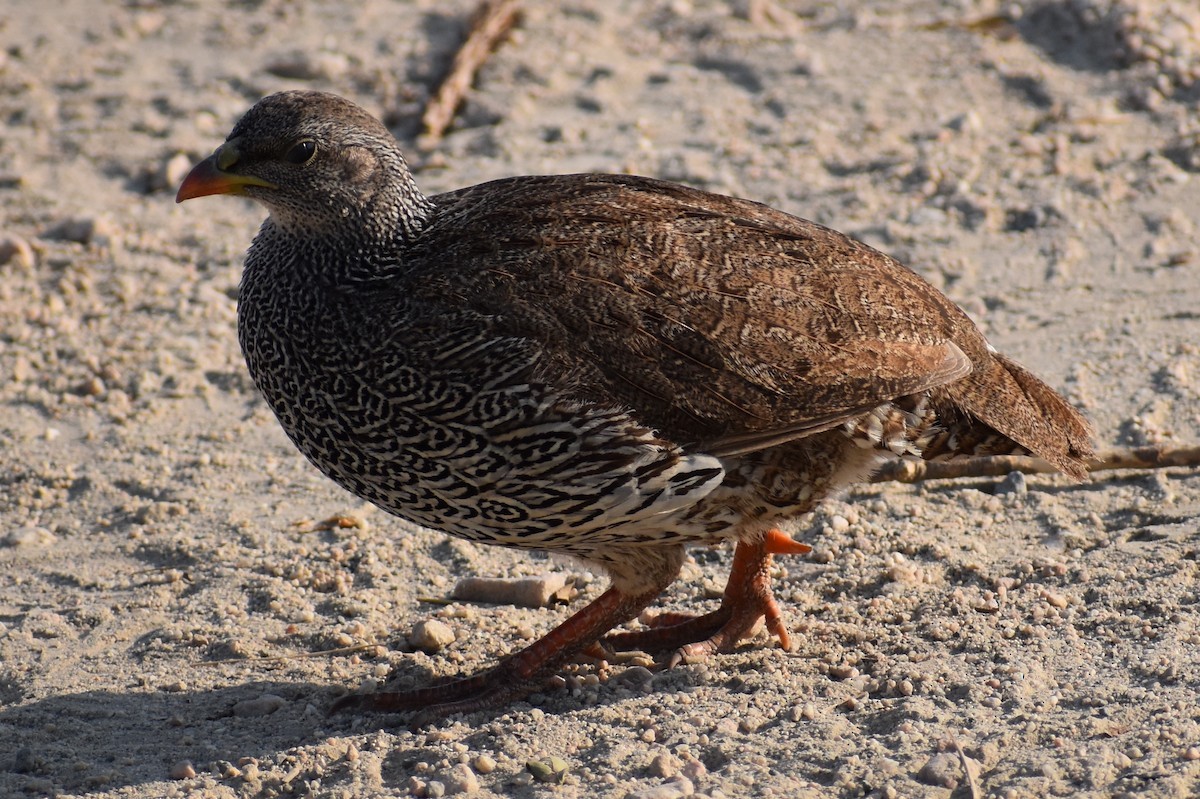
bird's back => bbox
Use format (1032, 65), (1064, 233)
(407, 173), (1092, 478)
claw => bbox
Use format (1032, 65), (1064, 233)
(330, 580), (674, 725)
(603, 533), (798, 662)
(764, 527), (811, 556)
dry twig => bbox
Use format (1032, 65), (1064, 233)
(873, 444), (1200, 484)
(420, 0), (521, 146)
(952, 738), (983, 799)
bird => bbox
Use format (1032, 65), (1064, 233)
(176, 90), (1093, 723)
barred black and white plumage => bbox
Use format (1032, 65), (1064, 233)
(177, 90), (1093, 722)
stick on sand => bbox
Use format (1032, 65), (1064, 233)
(873, 444), (1200, 484)
(420, 0), (521, 147)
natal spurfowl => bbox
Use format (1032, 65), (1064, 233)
(177, 91), (1092, 723)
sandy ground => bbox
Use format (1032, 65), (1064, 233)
(2, 1), (1200, 797)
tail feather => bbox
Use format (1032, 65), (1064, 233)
(943, 352), (1093, 480)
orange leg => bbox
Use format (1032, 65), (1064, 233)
(332, 570), (676, 726)
(602, 529), (809, 664)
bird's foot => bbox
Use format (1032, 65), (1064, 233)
(601, 530), (808, 667)
(330, 665), (543, 728)
(331, 581), (671, 726)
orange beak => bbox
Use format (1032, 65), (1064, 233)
(175, 140), (276, 202)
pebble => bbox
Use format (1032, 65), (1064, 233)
(1042, 590), (1070, 609)
(451, 574), (575, 608)
(620, 665), (655, 688)
(1, 527), (56, 548)
(680, 756), (707, 781)
(946, 110), (981, 133)
(786, 702), (818, 722)
(440, 763), (480, 795)
(158, 153), (195, 192)
(411, 619), (456, 653)
(471, 754), (496, 774)
(527, 757), (569, 784)
(264, 49), (351, 81)
(232, 693), (287, 717)
(917, 752), (961, 788)
(711, 718), (739, 736)
(907, 207), (949, 228)
(39, 215), (119, 247)
(648, 752), (680, 778)
(169, 760), (196, 780)
(0, 235), (34, 269)
(133, 10), (166, 36)
(996, 470), (1027, 496)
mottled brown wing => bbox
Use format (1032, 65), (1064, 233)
(415, 174), (993, 449)
(699, 339), (971, 456)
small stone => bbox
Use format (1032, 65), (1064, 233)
(232, 693), (287, 717)
(161, 153), (195, 192)
(918, 752), (961, 788)
(264, 50), (351, 81)
(441, 763), (480, 795)
(946, 110), (981, 133)
(711, 717), (739, 736)
(0, 235), (35, 269)
(648, 752), (680, 778)
(827, 663), (858, 679)
(1184, 746), (1200, 761)
(169, 760), (196, 780)
(411, 619), (456, 653)
(451, 574), (575, 607)
(620, 665), (654, 687)
(82, 376), (106, 397)
(40, 215), (119, 247)
(133, 10), (166, 36)
(996, 471), (1027, 495)
(2, 527), (56, 548)
(680, 756), (707, 781)
(472, 754), (496, 774)
(527, 757), (569, 784)
(1042, 590), (1069, 609)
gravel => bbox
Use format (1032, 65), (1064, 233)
(1, 1), (1198, 797)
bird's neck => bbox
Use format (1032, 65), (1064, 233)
(368, 165), (436, 243)
(250, 172), (435, 288)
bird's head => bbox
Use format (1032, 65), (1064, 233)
(176, 91), (430, 239)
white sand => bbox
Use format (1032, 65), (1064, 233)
(2, 1), (1199, 797)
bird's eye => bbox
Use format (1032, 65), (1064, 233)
(283, 139), (317, 165)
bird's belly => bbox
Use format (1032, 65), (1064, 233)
(246, 350), (729, 554)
